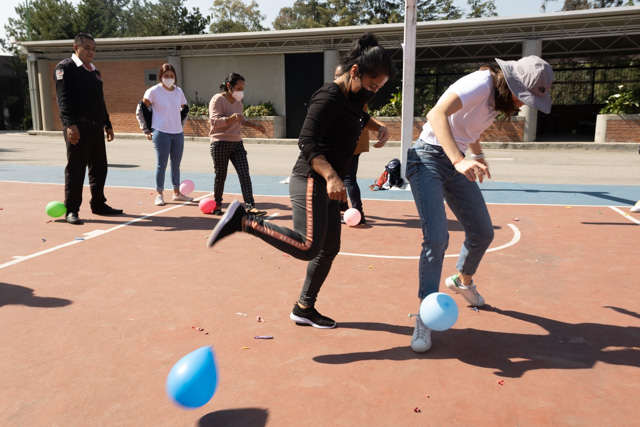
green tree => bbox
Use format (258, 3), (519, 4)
(209, 0), (266, 33)
(75, 0), (130, 38)
(4, 0), (76, 47)
(273, 0), (333, 30)
(126, 0), (209, 36)
(466, 0), (497, 18)
(415, 0), (462, 21)
(541, 0), (636, 11)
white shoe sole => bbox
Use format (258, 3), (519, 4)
(289, 312), (336, 329)
(445, 276), (485, 307)
(207, 200), (240, 248)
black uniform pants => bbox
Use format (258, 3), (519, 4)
(63, 122), (108, 213)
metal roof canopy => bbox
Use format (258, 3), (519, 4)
(19, 6), (640, 63)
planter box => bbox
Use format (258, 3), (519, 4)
(184, 116), (285, 139)
(594, 114), (640, 143)
(373, 116), (525, 142)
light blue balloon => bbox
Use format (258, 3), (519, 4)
(419, 292), (459, 331)
(166, 346), (218, 409)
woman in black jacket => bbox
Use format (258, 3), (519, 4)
(207, 33), (396, 329)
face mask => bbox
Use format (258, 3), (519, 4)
(347, 75), (376, 105)
(231, 90), (244, 102)
(348, 86), (376, 105)
(162, 78), (175, 88)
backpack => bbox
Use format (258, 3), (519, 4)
(369, 158), (404, 191)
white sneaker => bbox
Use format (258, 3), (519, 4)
(154, 194), (165, 206)
(173, 193), (193, 202)
(631, 201), (640, 213)
(445, 274), (485, 307)
(411, 316), (432, 353)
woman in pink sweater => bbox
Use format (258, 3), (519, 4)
(208, 72), (267, 216)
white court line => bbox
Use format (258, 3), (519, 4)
(0, 193), (215, 270)
(338, 223), (521, 259)
(609, 206), (640, 225)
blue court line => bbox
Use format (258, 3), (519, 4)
(1, 164), (638, 207)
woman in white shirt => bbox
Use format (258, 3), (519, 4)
(142, 63), (191, 206)
(208, 72), (267, 216)
(406, 56), (554, 353)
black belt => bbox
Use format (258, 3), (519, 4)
(76, 117), (100, 126)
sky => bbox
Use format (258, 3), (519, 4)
(1, 0), (565, 53)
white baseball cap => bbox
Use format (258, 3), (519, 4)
(495, 55), (554, 114)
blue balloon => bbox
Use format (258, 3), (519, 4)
(419, 292), (459, 331)
(166, 346), (218, 408)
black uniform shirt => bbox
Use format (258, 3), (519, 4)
(292, 82), (370, 180)
(54, 55), (112, 129)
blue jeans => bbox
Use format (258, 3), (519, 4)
(406, 140), (494, 299)
(152, 130), (184, 192)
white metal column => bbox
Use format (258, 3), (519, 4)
(26, 53), (41, 131)
(400, 0), (417, 179)
(323, 49), (339, 83)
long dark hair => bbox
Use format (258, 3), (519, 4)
(479, 64), (519, 120)
(219, 72), (245, 92)
(339, 33), (397, 80)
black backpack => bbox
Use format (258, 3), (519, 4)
(385, 158), (404, 188)
(369, 158), (404, 190)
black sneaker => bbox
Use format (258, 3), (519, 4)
(91, 204), (123, 215)
(206, 200), (246, 248)
(66, 212), (83, 225)
(289, 302), (336, 329)
(358, 211), (366, 225)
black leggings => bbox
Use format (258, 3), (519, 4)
(244, 173), (341, 306)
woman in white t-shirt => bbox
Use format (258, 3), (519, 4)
(406, 56), (554, 353)
(142, 63), (191, 206)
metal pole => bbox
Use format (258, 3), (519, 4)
(400, 0), (417, 180)
(26, 0), (32, 41)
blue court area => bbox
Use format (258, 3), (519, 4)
(1, 163), (638, 207)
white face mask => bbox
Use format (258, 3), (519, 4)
(162, 78), (175, 88)
(231, 90), (244, 102)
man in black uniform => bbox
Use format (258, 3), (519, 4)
(54, 33), (123, 225)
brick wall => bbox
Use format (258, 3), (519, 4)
(50, 59), (166, 132)
(374, 116), (525, 142)
(605, 117), (640, 143)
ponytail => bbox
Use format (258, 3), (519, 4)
(339, 33), (397, 79)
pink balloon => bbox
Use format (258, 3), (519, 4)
(343, 208), (361, 226)
(179, 179), (195, 195)
(199, 198), (217, 214)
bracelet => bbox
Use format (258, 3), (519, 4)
(452, 157), (464, 165)
(468, 152), (485, 160)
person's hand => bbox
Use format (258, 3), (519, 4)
(256, 122), (266, 134)
(372, 126), (389, 148)
(106, 128), (114, 142)
(326, 175), (347, 202)
(234, 113), (244, 123)
(145, 132), (152, 141)
(67, 125), (80, 145)
(455, 159), (491, 183)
